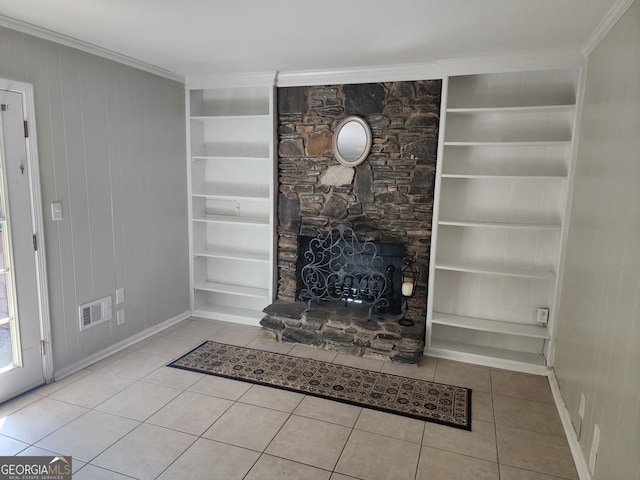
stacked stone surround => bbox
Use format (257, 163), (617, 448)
(261, 80), (441, 364)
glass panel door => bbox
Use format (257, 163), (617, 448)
(0, 120), (20, 372)
(0, 87), (46, 402)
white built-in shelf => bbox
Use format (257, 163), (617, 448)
(446, 105), (575, 114)
(193, 247), (269, 263)
(441, 173), (566, 180)
(428, 339), (547, 367)
(189, 95), (270, 117)
(192, 184), (270, 201)
(431, 312), (550, 339)
(192, 303), (266, 323)
(192, 213), (269, 226)
(445, 110), (573, 143)
(428, 68), (579, 368)
(444, 140), (572, 147)
(435, 261), (555, 280)
(191, 114), (270, 121)
(438, 219), (562, 230)
(188, 84), (275, 326)
(193, 143), (270, 159)
(194, 281), (269, 299)
(192, 156), (270, 163)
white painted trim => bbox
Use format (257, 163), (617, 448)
(277, 63), (443, 87)
(0, 15), (183, 83)
(52, 310), (191, 381)
(548, 369), (592, 480)
(547, 66), (588, 364)
(191, 309), (261, 327)
(268, 85), (278, 302)
(0, 79), (53, 384)
(186, 72), (277, 89)
(425, 76), (449, 350)
(425, 347), (551, 376)
(583, 0), (636, 56)
(437, 49), (587, 77)
(277, 51), (587, 87)
(185, 89), (195, 314)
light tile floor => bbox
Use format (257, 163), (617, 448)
(0, 317), (579, 480)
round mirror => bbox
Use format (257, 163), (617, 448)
(332, 116), (372, 167)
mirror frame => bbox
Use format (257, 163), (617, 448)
(332, 116), (372, 167)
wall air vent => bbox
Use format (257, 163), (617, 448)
(78, 296), (112, 331)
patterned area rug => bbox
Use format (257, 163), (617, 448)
(168, 341), (472, 430)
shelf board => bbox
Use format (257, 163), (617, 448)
(428, 338), (547, 366)
(191, 113), (270, 121)
(194, 247), (269, 263)
(441, 173), (566, 180)
(193, 143), (270, 159)
(435, 261), (555, 280)
(438, 219), (561, 230)
(446, 105), (575, 114)
(192, 213), (269, 226)
(431, 312), (550, 339)
(192, 185), (270, 201)
(444, 141), (572, 147)
(192, 155), (270, 162)
(192, 304), (266, 323)
(194, 281), (269, 299)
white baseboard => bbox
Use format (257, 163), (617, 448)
(53, 310), (191, 381)
(548, 369), (592, 480)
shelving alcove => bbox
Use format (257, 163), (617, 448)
(186, 76), (277, 324)
(426, 67), (583, 372)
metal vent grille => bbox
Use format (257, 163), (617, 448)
(78, 296), (112, 330)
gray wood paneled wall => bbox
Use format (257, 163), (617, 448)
(0, 25), (189, 373)
(554, 2), (640, 478)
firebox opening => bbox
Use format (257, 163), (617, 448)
(295, 230), (405, 316)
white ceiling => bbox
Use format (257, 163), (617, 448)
(0, 0), (623, 80)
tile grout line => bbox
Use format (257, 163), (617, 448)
(490, 367), (502, 479)
(244, 389), (302, 478)
(413, 414), (428, 480)
(330, 401), (365, 477)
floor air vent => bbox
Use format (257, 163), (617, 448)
(79, 296), (112, 331)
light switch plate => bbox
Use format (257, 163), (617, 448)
(51, 202), (63, 221)
(116, 288), (125, 304)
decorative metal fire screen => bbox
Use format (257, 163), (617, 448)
(298, 224), (391, 319)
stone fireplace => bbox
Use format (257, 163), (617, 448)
(260, 80), (441, 364)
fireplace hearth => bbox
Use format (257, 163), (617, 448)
(260, 300), (425, 364)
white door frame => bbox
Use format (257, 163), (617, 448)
(0, 78), (53, 384)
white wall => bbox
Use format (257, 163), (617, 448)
(554, 2), (640, 478)
(0, 26), (189, 373)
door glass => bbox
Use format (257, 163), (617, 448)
(0, 152), (17, 372)
(1, 270), (13, 370)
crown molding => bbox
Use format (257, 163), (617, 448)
(185, 71), (278, 89)
(276, 62), (443, 87)
(275, 50), (586, 87)
(437, 49), (587, 77)
(0, 15), (184, 83)
(583, 0), (636, 56)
